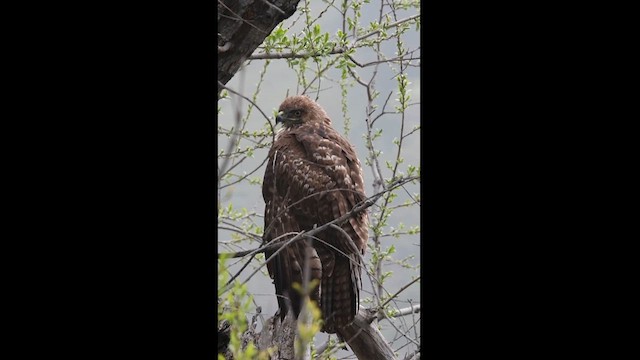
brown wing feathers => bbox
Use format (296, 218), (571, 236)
(262, 95), (368, 333)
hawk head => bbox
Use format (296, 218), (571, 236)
(276, 95), (330, 127)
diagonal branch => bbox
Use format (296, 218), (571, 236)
(217, 176), (419, 296)
(380, 276), (420, 310)
(355, 14), (421, 42)
(218, 175), (419, 259)
(249, 47), (346, 60)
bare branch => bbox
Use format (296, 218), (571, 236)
(218, 176), (419, 299)
(336, 308), (398, 360)
(386, 304), (420, 320)
(218, 176), (419, 259)
(356, 14), (421, 42)
(383, 316), (420, 348)
(249, 47), (346, 60)
(224, 253), (257, 288)
(380, 277), (420, 310)
(217, 81), (275, 133)
(218, 155), (270, 190)
(217, 225), (263, 242)
(217, 86), (244, 190)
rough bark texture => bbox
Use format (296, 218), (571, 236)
(218, 308), (398, 360)
(337, 308), (399, 360)
(218, 312), (297, 360)
(218, 319), (233, 359)
(217, 0), (302, 97)
(256, 314), (297, 360)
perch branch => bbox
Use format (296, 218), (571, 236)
(218, 176), (419, 258)
(337, 308), (399, 360)
(249, 47), (346, 60)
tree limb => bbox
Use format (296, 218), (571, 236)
(218, 176), (420, 259)
(337, 308), (399, 360)
(221, 307), (400, 360)
(388, 304), (420, 319)
(380, 277), (420, 310)
(249, 47), (346, 60)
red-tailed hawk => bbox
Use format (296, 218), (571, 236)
(262, 95), (369, 334)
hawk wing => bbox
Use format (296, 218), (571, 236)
(292, 122), (369, 332)
(263, 122), (369, 332)
(262, 133), (322, 320)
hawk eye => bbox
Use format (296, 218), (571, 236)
(292, 110), (302, 117)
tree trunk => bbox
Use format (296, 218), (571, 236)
(256, 314), (297, 360)
(219, 308), (398, 360)
(217, 0), (302, 97)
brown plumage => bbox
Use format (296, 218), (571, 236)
(262, 95), (369, 334)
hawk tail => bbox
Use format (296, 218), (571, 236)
(268, 239), (322, 321)
(320, 254), (360, 333)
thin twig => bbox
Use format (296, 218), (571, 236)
(380, 276), (420, 309)
(218, 176), (419, 259)
(355, 14), (421, 42)
(225, 253), (258, 287)
(217, 81), (275, 134)
(218, 176), (419, 295)
(217, 86), (244, 189)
